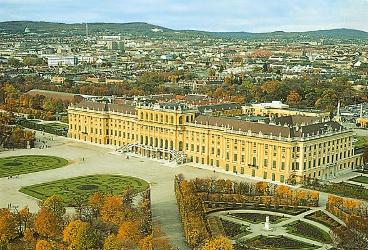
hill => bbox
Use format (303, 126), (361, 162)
(0, 21), (367, 40)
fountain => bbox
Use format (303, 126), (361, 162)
(264, 215), (270, 231)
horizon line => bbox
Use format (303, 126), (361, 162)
(1, 20), (368, 34)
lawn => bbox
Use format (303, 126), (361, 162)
(349, 176), (368, 184)
(286, 220), (332, 244)
(44, 122), (69, 131)
(231, 213), (286, 224)
(0, 155), (68, 178)
(20, 175), (149, 206)
(238, 235), (318, 250)
(354, 136), (368, 149)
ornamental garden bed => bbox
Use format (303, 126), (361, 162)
(20, 175), (149, 206)
(0, 155), (68, 177)
(220, 219), (249, 239)
(230, 213), (286, 224)
(236, 235), (318, 250)
(286, 220), (332, 244)
(304, 211), (341, 229)
(349, 176), (368, 184)
(304, 182), (368, 201)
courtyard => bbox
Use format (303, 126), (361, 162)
(0, 132), (257, 249)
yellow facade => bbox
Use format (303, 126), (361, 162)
(357, 117), (368, 128)
(68, 101), (363, 184)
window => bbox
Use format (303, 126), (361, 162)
(263, 172), (267, 179)
(272, 173), (275, 181)
(280, 175), (285, 183)
(281, 162), (285, 170)
(252, 169), (255, 177)
(252, 156), (257, 166)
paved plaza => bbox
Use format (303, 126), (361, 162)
(0, 132), (251, 249)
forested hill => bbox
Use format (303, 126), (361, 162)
(0, 21), (367, 40)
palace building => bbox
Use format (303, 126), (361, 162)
(68, 101), (364, 184)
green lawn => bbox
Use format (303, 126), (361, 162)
(0, 155), (68, 178)
(44, 122), (69, 130)
(286, 220), (332, 244)
(20, 175), (149, 206)
(354, 136), (368, 149)
(350, 176), (368, 184)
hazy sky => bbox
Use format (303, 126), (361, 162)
(1, 0), (367, 32)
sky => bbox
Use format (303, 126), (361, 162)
(0, 0), (367, 32)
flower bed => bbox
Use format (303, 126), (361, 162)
(304, 182), (368, 201)
(304, 211), (341, 229)
(231, 213), (285, 224)
(286, 220), (332, 244)
(238, 235), (317, 249)
(220, 219), (248, 238)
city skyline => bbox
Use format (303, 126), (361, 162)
(1, 0), (368, 32)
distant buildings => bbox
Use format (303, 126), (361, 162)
(242, 101), (330, 118)
(47, 55), (78, 67)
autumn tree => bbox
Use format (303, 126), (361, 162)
(116, 220), (142, 248)
(103, 234), (121, 250)
(0, 208), (17, 244)
(35, 239), (63, 250)
(255, 181), (269, 195)
(200, 236), (233, 250)
(63, 220), (93, 250)
(286, 90), (302, 106)
(34, 208), (63, 239)
(100, 195), (130, 226)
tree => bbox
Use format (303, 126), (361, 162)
(34, 208), (63, 239)
(35, 240), (62, 250)
(255, 181), (269, 195)
(103, 234), (121, 250)
(200, 236), (233, 250)
(8, 58), (22, 68)
(41, 195), (66, 217)
(117, 220), (142, 248)
(138, 235), (152, 250)
(100, 195), (127, 226)
(63, 220), (91, 250)
(286, 90), (302, 106)
(17, 207), (32, 234)
(0, 208), (17, 243)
